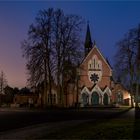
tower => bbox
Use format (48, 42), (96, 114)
(84, 23), (92, 56)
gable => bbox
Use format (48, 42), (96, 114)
(79, 44), (112, 88)
(81, 44), (112, 71)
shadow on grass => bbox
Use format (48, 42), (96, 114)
(40, 107), (134, 139)
(133, 107), (140, 139)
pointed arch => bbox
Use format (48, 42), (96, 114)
(81, 86), (90, 94)
(81, 92), (89, 106)
(80, 86), (90, 106)
(88, 60), (92, 69)
(90, 84), (103, 96)
(91, 91), (99, 105)
(103, 86), (112, 96)
(98, 60), (102, 70)
(103, 86), (112, 105)
(103, 93), (109, 105)
(92, 55), (97, 69)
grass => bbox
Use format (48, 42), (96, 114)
(35, 107), (134, 139)
(40, 118), (134, 139)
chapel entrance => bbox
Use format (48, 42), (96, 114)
(103, 93), (109, 105)
(91, 92), (99, 105)
(82, 93), (89, 106)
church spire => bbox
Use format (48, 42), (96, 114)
(85, 22), (92, 56)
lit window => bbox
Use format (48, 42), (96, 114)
(117, 92), (123, 103)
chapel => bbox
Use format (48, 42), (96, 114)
(78, 24), (131, 107)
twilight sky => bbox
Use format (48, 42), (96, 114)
(0, 1), (140, 88)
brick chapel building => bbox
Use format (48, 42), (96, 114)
(78, 24), (131, 107)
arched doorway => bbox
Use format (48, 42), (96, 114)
(82, 93), (89, 106)
(103, 93), (108, 105)
(91, 92), (99, 105)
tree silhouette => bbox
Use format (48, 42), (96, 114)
(22, 8), (84, 107)
(114, 24), (140, 107)
(0, 71), (7, 94)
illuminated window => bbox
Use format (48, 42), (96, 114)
(117, 92), (123, 103)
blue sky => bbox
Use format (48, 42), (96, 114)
(0, 1), (140, 87)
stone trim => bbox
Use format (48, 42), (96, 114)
(80, 85), (112, 106)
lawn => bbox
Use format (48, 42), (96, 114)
(40, 118), (135, 139)
(36, 107), (139, 139)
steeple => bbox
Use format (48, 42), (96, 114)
(85, 22), (92, 56)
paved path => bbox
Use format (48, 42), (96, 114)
(0, 108), (135, 139)
(118, 107), (135, 118)
(0, 107), (130, 132)
(0, 120), (92, 139)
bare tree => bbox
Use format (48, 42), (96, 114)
(22, 8), (54, 107)
(0, 71), (7, 94)
(135, 25), (140, 107)
(114, 25), (140, 107)
(52, 9), (84, 106)
(22, 8), (84, 107)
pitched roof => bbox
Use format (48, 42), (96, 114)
(106, 58), (113, 69)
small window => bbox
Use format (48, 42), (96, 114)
(94, 59), (95, 68)
(117, 92), (123, 103)
(88, 60), (92, 69)
(90, 64), (91, 68)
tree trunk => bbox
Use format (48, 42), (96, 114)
(57, 68), (61, 106)
(130, 80), (134, 107)
(47, 55), (52, 106)
(135, 70), (139, 108)
(43, 58), (48, 108)
(76, 74), (79, 107)
(43, 81), (47, 108)
(61, 74), (64, 107)
(136, 83), (139, 107)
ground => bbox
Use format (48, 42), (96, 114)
(0, 106), (139, 139)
